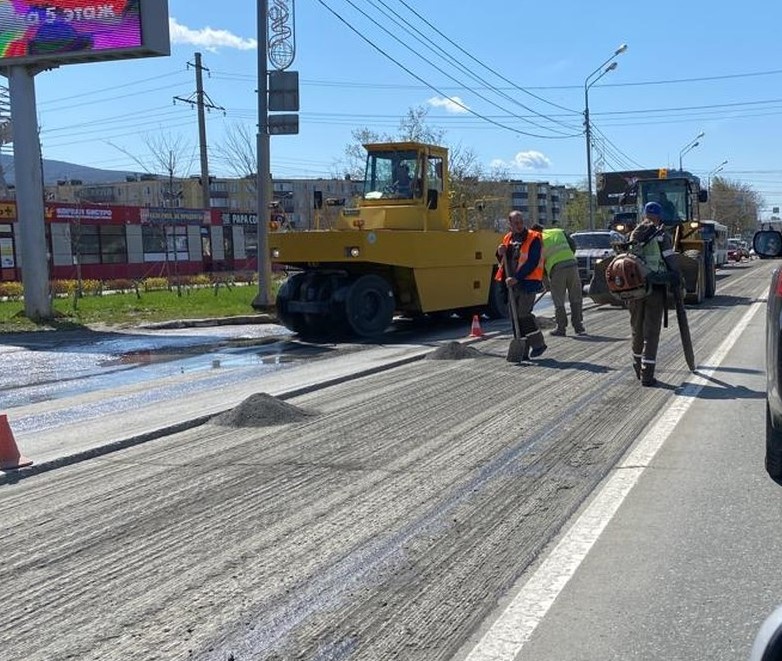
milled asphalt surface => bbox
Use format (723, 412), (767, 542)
(0, 263), (775, 661)
(1, 327), (488, 482)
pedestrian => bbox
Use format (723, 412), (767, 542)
(531, 223), (585, 336)
(627, 201), (681, 387)
(496, 211), (547, 359)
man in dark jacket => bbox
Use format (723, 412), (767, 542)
(628, 201), (681, 386)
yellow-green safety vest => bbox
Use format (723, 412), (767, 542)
(636, 235), (666, 273)
(541, 228), (575, 273)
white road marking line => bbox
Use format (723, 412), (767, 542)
(464, 296), (765, 660)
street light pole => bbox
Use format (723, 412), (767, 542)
(584, 43), (627, 230)
(707, 159), (728, 218)
(678, 131), (704, 170)
(707, 159), (728, 186)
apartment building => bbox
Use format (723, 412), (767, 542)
(45, 175), (362, 229)
(507, 180), (578, 227)
(44, 175), (577, 231)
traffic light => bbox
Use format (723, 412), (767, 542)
(658, 168), (668, 179)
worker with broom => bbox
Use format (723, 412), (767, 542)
(496, 211), (547, 361)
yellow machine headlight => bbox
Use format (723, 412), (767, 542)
(271, 248), (280, 259)
(689, 221), (699, 229)
(348, 247), (360, 258)
(615, 224), (625, 232)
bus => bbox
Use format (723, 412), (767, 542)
(700, 219), (729, 268)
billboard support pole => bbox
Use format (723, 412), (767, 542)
(253, 0), (273, 310)
(9, 66), (51, 320)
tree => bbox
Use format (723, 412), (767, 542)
(338, 126), (388, 182)
(214, 123), (257, 197)
(707, 177), (764, 238)
(563, 188), (590, 231)
(110, 133), (196, 296)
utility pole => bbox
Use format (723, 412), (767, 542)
(174, 52), (224, 210)
(0, 85), (12, 199)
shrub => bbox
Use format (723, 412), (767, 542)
(235, 270), (258, 285)
(0, 281), (23, 300)
(81, 279), (102, 296)
(105, 279), (135, 293)
(142, 277), (168, 292)
(51, 279), (77, 295)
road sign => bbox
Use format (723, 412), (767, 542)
(268, 114), (299, 135)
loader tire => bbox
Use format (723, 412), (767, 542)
(683, 250), (705, 305)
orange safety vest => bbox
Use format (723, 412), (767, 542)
(495, 229), (544, 282)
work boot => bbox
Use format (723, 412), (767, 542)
(574, 326), (587, 336)
(641, 364), (657, 387)
(530, 344), (548, 358)
(549, 328), (566, 337)
(633, 357), (642, 380)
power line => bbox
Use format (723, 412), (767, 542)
(336, 0), (579, 136)
(208, 68), (782, 91)
(40, 82), (194, 112)
(589, 124), (645, 169)
(315, 0), (581, 139)
(377, 0), (578, 122)
(41, 106), (189, 135)
(39, 71), (192, 107)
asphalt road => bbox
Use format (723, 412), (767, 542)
(1, 262), (779, 661)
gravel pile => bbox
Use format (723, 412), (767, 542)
(211, 393), (315, 427)
(426, 341), (484, 361)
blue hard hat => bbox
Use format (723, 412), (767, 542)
(644, 201), (662, 217)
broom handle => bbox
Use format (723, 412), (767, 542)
(504, 253), (523, 340)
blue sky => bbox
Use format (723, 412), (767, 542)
(28, 0), (782, 218)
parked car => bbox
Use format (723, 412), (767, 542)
(570, 230), (626, 285)
(727, 238), (750, 262)
(753, 229), (782, 481)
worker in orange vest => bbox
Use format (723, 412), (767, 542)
(496, 210), (547, 359)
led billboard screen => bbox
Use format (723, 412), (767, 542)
(0, 0), (169, 66)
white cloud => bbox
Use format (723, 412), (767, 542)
(427, 96), (469, 114)
(169, 17), (258, 52)
(493, 150), (552, 171)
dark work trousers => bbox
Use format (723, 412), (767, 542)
(548, 260), (584, 332)
(628, 284), (667, 371)
(509, 286), (546, 352)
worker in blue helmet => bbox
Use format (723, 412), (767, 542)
(624, 200), (681, 386)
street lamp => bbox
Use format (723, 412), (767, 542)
(708, 159), (728, 184)
(678, 131), (704, 170)
(708, 159), (728, 219)
(584, 43), (627, 230)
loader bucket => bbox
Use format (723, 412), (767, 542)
(588, 258), (620, 306)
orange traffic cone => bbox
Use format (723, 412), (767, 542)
(0, 414), (32, 470)
(469, 314), (484, 338)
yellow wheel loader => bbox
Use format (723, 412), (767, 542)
(589, 168), (714, 306)
(270, 142), (507, 338)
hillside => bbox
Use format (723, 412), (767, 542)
(0, 154), (140, 186)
